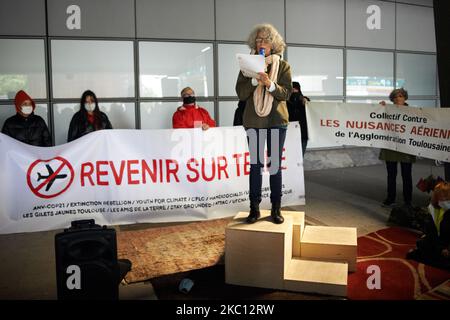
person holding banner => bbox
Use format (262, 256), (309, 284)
(236, 24), (292, 224)
(379, 88), (416, 208)
(1, 90), (51, 147)
(67, 90), (113, 142)
(172, 87), (216, 130)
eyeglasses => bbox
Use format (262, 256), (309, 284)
(394, 94), (404, 98)
(255, 37), (272, 44)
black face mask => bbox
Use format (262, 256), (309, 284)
(183, 96), (196, 105)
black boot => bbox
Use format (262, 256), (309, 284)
(271, 202), (284, 224)
(246, 201), (260, 224)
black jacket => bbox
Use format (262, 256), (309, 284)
(1, 113), (51, 147)
(68, 111), (113, 142)
(287, 93), (308, 140)
(233, 101), (247, 126)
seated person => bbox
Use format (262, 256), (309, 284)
(2, 90), (51, 147)
(172, 87), (216, 130)
(407, 181), (450, 270)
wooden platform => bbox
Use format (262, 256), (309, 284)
(300, 226), (357, 272)
(225, 211), (293, 290)
(284, 258), (348, 297)
(225, 210), (357, 297)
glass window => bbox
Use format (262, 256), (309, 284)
(215, 0), (285, 41)
(136, 0), (215, 40)
(0, 104), (48, 130)
(396, 53), (436, 96)
(311, 99), (344, 103)
(286, 0), (345, 46)
(346, 0), (395, 49)
(140, 101), (214, 129)
(346, 99), (436, 109)
(53, 102), (135, 145)
(346, 99), (379, 104)
(139, 42), (214, 98)
(408, 100), (436, 108)
(218, 44), (249, 97)
(51, 40), (135, 99)
(0, 39), (47, 100)
(398, 0), (432, 5)
(288, 47), (343, 96)
(218, 101), (239, 127)
(396, 4), (435, 52)
(100, 103), (136, 129)
(346, 50), (394, 97)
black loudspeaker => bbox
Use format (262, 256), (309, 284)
(55, 219), (120, 300)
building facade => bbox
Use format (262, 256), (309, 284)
(0, 0), (438, 148)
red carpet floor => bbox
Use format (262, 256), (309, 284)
(120, 221), (449, 299)
(348, 227), (450, 300)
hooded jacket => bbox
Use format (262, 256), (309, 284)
(1, 90), (51, 147)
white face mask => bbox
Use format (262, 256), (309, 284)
(21, 106), (33, 115)
(438, 201), (450, 210)
(85, 103), (96, 112)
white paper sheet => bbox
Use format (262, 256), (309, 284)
(236, 53), (265, 78)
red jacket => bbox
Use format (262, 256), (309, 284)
(172, 104), (216, 129)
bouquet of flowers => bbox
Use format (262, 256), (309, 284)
(416, 175), (445, 193)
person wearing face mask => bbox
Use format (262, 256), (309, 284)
(172, 87), (216, 130)
(407, 182), (450, 269)
(287, 82), (310, 158)
(67, 90), (113, 142)
(236, 24), (292, 224)
(1, 90), (51, 146)
(379, 88), (416, 208)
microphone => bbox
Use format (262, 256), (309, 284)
(259, 48), (267, 73)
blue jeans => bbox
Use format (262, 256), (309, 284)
(246, 127), (287, 204)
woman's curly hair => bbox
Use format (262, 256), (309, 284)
(247, 23), (286, 55)
(389, 88), (408, 102)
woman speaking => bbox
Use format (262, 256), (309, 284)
(236, 24), (292, 224)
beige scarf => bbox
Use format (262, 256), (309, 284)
(253, 54), (280, 117)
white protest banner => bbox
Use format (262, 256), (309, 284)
(306, 102), (450, 162)
(0, 124), (305, 234)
